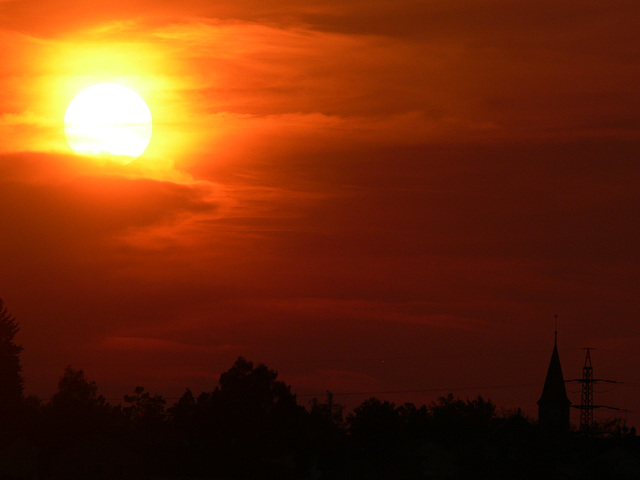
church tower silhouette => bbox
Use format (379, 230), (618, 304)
(537, 331), (571, 437)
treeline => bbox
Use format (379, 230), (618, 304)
(1, 299), (638, 479)
(5, 359), (542, 479)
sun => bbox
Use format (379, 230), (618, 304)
(64, 83), (153, 163)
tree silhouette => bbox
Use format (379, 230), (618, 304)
(37, 368), (121, 478)
(429, 394), (496, 448)
(43, 367), (113, 443)
(308, 391), (345, 449)
(213, 357), (303, 477)
(348, 397), (403, 454)
(428, 394), (497, 475)
(0, 298), (24, 433)
(51, 367), (106, 408)
(166, 389), (203, 476)
(123, 386), (168, 477)
(347, 398), (405, 477)
(0, 343), (630, 480)
(123, 386), (165, 425)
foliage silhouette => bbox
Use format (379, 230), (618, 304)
(286, 391), (350, 478)
(43, 367), (114, 439)
(166, 357), (305, 479)
(0, 299), (24, 414)
(122, 386), (168, 477)
(427, 394), (497, 474)
(37, 367), (124, 479)
(2, 353), (638, 479)
(0, 298), (25, 444)
(123, 385), (165, 425)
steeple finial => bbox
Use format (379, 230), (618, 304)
(554, 314), (558, 344)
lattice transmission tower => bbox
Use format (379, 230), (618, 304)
(579, 348), (594, 432)
(568, 348), (620, 435)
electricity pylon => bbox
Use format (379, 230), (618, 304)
(579, 348), (594, 432)
(567, 348), (620, 435)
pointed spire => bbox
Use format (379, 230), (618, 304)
(539, 340), (570, 405)
(538, 324), (571, 437)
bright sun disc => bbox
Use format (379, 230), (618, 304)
(64, 83), (152, 162)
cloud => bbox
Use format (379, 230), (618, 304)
(0, 156), (219, 239)
(101, 336), (241, 354)
(249, 297), (486, 331)
(3, 0), (639, 167)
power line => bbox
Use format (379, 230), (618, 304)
(295, 382), (540, 398)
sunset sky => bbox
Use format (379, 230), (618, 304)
(1, 1), (639, 424)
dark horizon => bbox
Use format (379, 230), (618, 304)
(14, 313), (639, 428)
(4, 295), (637, 431)
(2, 330), (638, 479)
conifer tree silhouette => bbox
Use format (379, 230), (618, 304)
(0, 298), (24, 415)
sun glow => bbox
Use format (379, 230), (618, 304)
(64, 83), (152, 162)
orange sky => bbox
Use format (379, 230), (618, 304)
(1, 0), (640, 423)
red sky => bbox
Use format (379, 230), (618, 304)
(1, 1), (639, 424)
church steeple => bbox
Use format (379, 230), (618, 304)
(537, 324), (571, 437)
